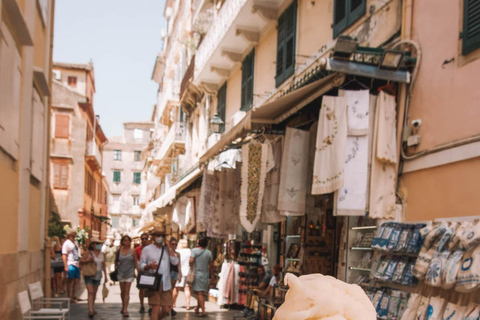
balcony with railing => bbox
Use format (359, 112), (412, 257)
(153, 122), (187, 178)
(193, 0), (286, 86)
(86, 140), (102, 170)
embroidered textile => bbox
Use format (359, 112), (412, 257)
(376, 91), (398, 164)
(340, 89), (370, 135)
(369, 92), (397, 219)
(212, 168), (237, 235)
(278, 128), (310, 216)
(198, 170), (224, 238)
(312, 96), (348, 195)
(334, 90), (370, 216)
(262, 137), (286, 224)
(240, 143), (269, 232)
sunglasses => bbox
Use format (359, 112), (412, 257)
(171, 243), (177, 246)
(141, 238), (149, 241)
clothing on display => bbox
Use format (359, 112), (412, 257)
(213, 168), (237, 235)
(334, 90), (370, 217)
(172, 196), (195, 233)
(369, 91), (397, 219)
(240, 142), (269, 233)
(262, 137), (286, 224)
(312, 95), (348, 195)
(277, 127), (310, 216)
(198, 170), (223, 238)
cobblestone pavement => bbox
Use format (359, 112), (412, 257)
(68, 282), (239, 320)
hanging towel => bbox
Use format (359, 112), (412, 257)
(239, 142), (269, 233)
(262, 137), (286, 224)
(172, 196), (189, 232)
(340, 89), (370, 135)
(369, 91), (397, 219)
(184, 197), (195, 234)
(278, 128), (310, 216)
(312, 96), (348, 195)
(213, 168), (237, 235)
(334, 89), (370, 216)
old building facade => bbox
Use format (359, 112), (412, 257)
(50, 62), (109, 239)
(104, 121), (153, 237)
(0, 0), (55, 318)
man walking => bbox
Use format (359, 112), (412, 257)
(62, 230), (80, 303)
(139, 229), (178, 319)
(136, 233), (150, 314)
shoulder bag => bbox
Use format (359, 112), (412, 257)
(137, 246), (165, 291)
(81, 251), (97, 277)
(186, 249), (206, 286)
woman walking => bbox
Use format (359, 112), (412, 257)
(174, 239), (191, 310)
(79, 236), (107, 318)
(51, 236), (64, 297)
(169, 237), (182, 316)
(116, 235), (138, 317)
(190, 237), (213, 317)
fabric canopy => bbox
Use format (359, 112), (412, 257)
(199, 73), (346, 164)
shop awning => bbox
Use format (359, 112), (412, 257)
(174, 167), (202, 195)
(199, 72), (345, 163)
(152, 186), (177, 209)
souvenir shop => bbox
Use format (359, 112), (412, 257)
(169, 44), (480, 319)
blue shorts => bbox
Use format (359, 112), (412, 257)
(171, 271), (179, 281)
(84, 276), (101, 286)
(68, 265), (80, 279)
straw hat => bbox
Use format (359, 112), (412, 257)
(90, 235), (104, 244)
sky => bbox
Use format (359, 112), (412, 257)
(53, 0), (166, 138)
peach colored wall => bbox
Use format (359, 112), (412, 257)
(225, 67), (242, 128)
(0, 158), (19, 254)
(409, 0), (480, 152)
(28, 184), (42, 251)
(402, 158), (480, 221)
(254, 27), (276, 101)
(34, 10), (46, 69)
(297, 0), (332, 59)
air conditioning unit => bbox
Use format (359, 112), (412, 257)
(53, 70), (61, 80)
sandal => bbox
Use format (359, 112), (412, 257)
(199, 313), (207, 317)
(195, 307), (199, 315)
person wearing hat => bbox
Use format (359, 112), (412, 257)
(80, 236), (107, 318)
(139, 228), (179, 319)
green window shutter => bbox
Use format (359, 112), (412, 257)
(463, 0), (480, 55)
(276, 2), (297, 87)
(333, 0), (348, 38)
(333, 0), (366, 38)
(348, 0), (366, 27)
(133, 172), (141, 184)
(217, 83), (227, 133)
(113, 171), (121, 183)
(241, 49), (255, 111)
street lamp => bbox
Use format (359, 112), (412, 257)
(210, 113), (224, 134)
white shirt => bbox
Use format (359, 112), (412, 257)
(269, 276), (277, 287)
(177, 248), (191, 275)
(62, 239), (79, 267)
(139, 244), (179, 291)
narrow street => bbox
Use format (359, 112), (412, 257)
(70, 283), (237, 320)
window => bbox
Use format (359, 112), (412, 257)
(276, 2), (297, 87)
(113, 170), (121, 183)
(53, 162), (68, 189)
(0, 21), (21, 160)
(134, 129), (143, 139)
(333, 0), (366, 38)
(67, 76), (77, 88)
(55, 114), (70, 139)
(111, 216), (120, 229)
(133, 196), (140, 206)
(134, 150), (142, 161)
(133, 172), (141, 184)
(241, 49), (255, 111)
(217, 83), (227, 133)
(132, 218), (139, 227)
(462, 0), (480, 55)
(113, 150), (122, 161)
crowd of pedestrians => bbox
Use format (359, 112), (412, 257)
(52, 228), (213, 319)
